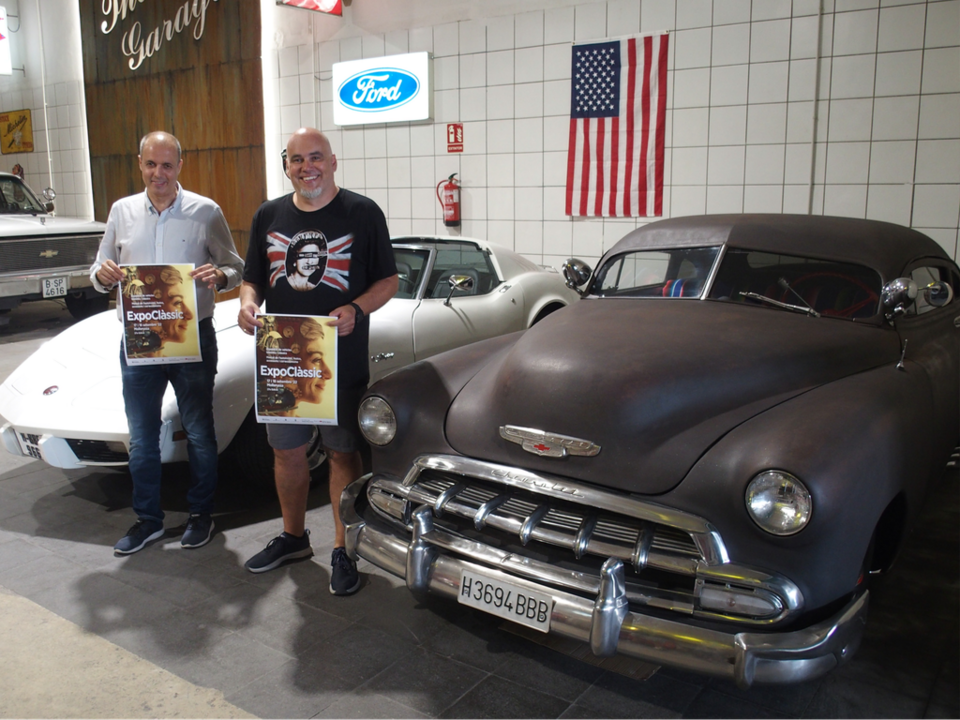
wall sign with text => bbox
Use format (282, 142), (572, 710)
(277, 0), (342, 15)
(0, 109), (33, 154)
(332, 52), (432, 126)
(99, 0), (220, 71)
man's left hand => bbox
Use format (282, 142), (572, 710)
(327, 304), (358, 337)
(191, 264), (224, 290)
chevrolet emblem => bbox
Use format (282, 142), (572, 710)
(39, 249), (59, 259)
(499, 425), (600, 458)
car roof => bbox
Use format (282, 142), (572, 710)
(605, 214), (951, 280)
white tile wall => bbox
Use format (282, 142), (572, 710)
(257, 0), (960, 266)
(0, 79), (94, 221)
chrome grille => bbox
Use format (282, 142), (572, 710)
(0, 234), (103, 275)
(363, 455), (802, 625)
(374, 466), (702, 576)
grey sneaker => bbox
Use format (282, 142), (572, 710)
(181, 514), (215, 548)
(114, 519), (164, 555)
(330, 547), (360, 596)
(244, 530), (312, 573)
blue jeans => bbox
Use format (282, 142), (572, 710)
(120, 319), (219, 523)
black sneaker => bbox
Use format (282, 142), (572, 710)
(114, 519), (164, 555)
(244, 530), (312, 573)
(330, 547), (360, 596)
(181, 514), (215, 549)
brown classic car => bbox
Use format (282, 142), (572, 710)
(342, 214), (959, 688)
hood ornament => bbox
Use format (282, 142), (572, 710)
(500, 425), (600, 458)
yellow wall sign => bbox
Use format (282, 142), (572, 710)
(0, 109), (33, 154)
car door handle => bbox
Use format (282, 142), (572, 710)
(371, 352), (395, 363)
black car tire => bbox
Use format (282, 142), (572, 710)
(64, 292), (110, 319)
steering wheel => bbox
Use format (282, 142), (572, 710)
(782, 272), (880, 318)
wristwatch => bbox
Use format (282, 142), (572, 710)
(349, 302), (365, 325)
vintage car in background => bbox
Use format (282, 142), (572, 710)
(0, 236), (577, 484)
(344, 214), (959, 688)
(0, 172), (108, 321)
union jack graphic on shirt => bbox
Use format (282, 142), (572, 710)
(265, 230), (352, 292)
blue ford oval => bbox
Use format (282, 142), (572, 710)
(338, 68), (420, 112)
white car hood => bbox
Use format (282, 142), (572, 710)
(1, 310), (128, 438)
(0, 214), (106, 237)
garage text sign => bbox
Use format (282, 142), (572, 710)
(99, 0), (219, 71)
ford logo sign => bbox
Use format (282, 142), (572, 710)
(337, 68), (420, 112)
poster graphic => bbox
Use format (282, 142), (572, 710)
(0, 109), (34, 154)
(255, 313), (338, 425)
(119, 264), (201, 365)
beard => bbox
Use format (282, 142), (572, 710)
(297, 185), (324, 199)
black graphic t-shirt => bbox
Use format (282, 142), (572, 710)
(243, 189), (396, 388)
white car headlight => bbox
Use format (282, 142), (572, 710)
(358, 396), (397, 446)
(745, 470), (812, 536)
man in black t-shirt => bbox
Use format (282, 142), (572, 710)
(239, 128), (398, 593)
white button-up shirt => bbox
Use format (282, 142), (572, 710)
(91, 185), (243, 321)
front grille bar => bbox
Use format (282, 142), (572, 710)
(400, 470), (703, 576)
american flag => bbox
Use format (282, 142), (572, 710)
(565, 34), (669, 218)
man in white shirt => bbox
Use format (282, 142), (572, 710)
(90, 131), (243, 555)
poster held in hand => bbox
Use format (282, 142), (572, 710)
(120, 264), (201, 365)
(255, 313), (338, 425)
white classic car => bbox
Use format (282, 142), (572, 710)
(0, 236), (578, 484)
(0, 172), (109, 322)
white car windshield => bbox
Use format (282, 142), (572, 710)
(0, 177), (47, 214)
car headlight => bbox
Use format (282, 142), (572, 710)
(358, 396), (397, 446)
(745, 470), (812, 536)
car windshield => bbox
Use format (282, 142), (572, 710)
(0, 177), (47, 214)
(393, 247), (430, 299)
(707, 249), (883, 320)
(592, 247), (721, 298)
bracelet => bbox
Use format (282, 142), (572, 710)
(349, 302), (365, 325)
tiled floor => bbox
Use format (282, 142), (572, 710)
(0, 453), (956, 719)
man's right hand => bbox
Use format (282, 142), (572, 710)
(96, 259), (124, 288)
(238, 302), (263, 336)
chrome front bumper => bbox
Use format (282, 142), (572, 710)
(342, 474), (868, 689)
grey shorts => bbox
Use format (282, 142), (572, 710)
(265, 384), (365, 454)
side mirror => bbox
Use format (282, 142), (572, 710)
(562, 258), (593, 294)
(41, 187), (56, 214)
(881, 277), (918, 321)
(922, 280), (954, 308)
(444, 274), (475, 306)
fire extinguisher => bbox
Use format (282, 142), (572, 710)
(436, 173), (461, 228)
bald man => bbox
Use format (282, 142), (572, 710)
(239, 128), (398, 593)
(91, 131), (243, 555)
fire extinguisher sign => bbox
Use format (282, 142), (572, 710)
(447, 124), (464, 153)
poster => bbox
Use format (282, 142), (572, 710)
(0, 109), (33, 154)
(119, 264), (201, 365)
(255, 313), (338, 425)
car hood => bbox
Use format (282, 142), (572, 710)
(0, 214), (106, 237)
(444, 299), (900, 495)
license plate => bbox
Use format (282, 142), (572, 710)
(458, 568), (552, 632)
(42, 277), (68, 298)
